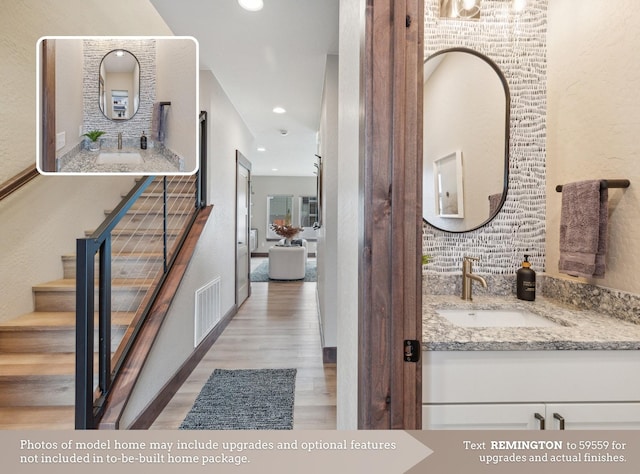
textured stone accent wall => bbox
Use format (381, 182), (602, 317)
(83, 39), (156, 142)
(423, 0), (547, 276)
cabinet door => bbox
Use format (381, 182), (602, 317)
(423, 404), (546, 430)
(546, 403), (640, 430)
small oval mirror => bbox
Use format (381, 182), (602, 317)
(423, 47), (510, 232)
(98, 49), (140, 121)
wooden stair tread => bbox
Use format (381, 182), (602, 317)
(132, 192), (195, 198)
(0, 311), (135, 328)
(85, 228), (183, 236)
(0, 353), (76, 375)
(32, 278), (156, 291)
(0, 406), (74, 429)
(105, 208), (193, 216)
(0, 352), (112, 376)
(61, 252), (165, 260)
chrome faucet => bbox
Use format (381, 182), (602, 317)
(117, 132), (123, 150)
(461, 256), (488, 301)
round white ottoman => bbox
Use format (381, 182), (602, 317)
(268, 246), (307, 280)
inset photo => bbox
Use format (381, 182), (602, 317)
(37, 36), (199, 175)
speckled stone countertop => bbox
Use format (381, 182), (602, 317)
(58, 147), (182, 173)
(423, 294), (640, 351)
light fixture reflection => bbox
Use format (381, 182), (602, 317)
(238, 0), (264, 12)
(513, 0), (527, 12)
(440, 0), (481, 20)
(272, 106), (286, 114)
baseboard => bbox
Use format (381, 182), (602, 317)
(128, 304), (238, 429)
(323, 346), (337, 364)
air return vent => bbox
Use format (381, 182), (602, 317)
(194, 277), (221, 347)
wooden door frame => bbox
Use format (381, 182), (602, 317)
(235, 151), (252, 306)
(359, 0), (423, 429)
(41, 39), (56, 172)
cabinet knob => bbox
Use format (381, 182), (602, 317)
(534, 412), (545, 430)
(553, 413), (566, 430)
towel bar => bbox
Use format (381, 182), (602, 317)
(555, 179), (630, 192)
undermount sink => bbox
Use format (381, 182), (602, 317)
(96, 152), (143, 165)
(437, 308), (559, 328)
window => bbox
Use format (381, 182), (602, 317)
(298, 195), (318, 240)
(266, 194), (318, 241)
(300, 196), (318, 228)
(266, 195), (293, 239)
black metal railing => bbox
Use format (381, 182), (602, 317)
(75, 112), (208, 429)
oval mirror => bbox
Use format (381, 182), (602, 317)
(423, 47), (510, 232)
(98, 49), (140, 121)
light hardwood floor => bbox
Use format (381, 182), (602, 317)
(150, 279), (336, 430)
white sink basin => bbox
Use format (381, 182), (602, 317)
(437, 309), (559, 328)
(96, 152), (143, 165)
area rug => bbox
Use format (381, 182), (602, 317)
(250, 259), (317, 282)
(179, 368), (297, 430)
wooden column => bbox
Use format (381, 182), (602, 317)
(359, 0), (423, 429)
(41, 39), (56, 172)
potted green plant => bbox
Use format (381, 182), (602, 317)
(83, 130), (105, 151)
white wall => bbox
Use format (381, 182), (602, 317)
(250, 176), (318, 254)
(54, 38), (84, 157)
(546, 0), (640, 293)
(0, 0), (172, 322)
(105, 72), (135, 119)
(0, 0), (173, 183)
(317, 54), (339, 349)
(336, 0), (364, 430)
(155, 37), (198, 172)
(121, 68), (254, 427)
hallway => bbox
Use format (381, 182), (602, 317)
(151, 280), (336, 429)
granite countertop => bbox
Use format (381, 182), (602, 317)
(423, 294), (640, 351)
(58, 147), (182, 173)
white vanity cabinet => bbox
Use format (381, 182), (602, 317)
(422, 351), (640, 430)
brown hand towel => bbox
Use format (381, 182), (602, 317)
(558, 180), (608, 278)
(151, 102), (162, 142)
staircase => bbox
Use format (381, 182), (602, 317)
(0, 177), (196, 429)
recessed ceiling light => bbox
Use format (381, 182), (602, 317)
(272, 106), (286, 114)
(257, 147), (266, 152)
(115, 50), (124, 57)
(272, 168), (279, 172)
(238, 0), (263, 12)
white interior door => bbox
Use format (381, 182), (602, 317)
(236, 153), (251, 307)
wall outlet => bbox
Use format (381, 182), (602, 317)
(56, 131), (65, 151)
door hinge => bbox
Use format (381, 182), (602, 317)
(406, 15), (412, 28)
(404, 339), (420, 362)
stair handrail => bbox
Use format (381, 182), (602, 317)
(0, 165), (40, 201)
(76, 111), (208, 429)
(75, 175), (156, 429)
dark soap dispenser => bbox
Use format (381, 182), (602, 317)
(140, 131), (147, 150)
(517, 255), (536, 301)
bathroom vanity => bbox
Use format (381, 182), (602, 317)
(422, 295), (640, 430)
(57, 145), (184, 173)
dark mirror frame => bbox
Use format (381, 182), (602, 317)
(423, 47), (511, 233)
(98, 49), (141, 121)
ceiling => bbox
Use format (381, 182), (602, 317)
(150, 0), (339, 176)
